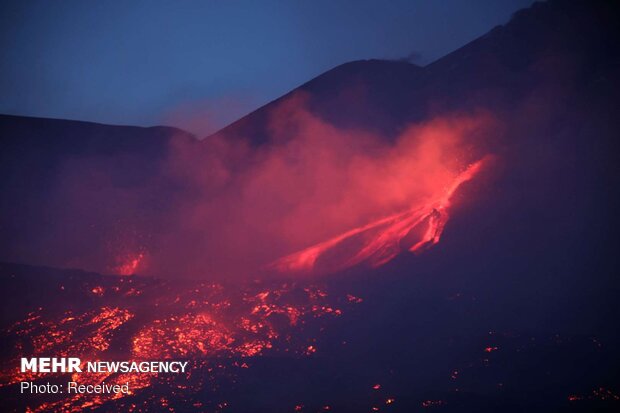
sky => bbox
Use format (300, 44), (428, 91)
(0, 0), (534, 137)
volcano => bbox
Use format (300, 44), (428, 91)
(1, 0), (620, 411)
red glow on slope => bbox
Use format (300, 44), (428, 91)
(272, 160), (485, 274)
(114, 252), (145, 276)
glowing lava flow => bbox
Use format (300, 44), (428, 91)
(272, 160), (485, 274)
(1, 279), (355, 412)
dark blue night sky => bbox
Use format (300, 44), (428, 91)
(1, 0), (533, 136)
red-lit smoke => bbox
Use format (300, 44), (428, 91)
(154, 94), (494, 278)
(271, 159), (485, 274)
(45, 93), (493, 279)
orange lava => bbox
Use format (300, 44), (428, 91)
(2, 278), (359, 412)
(272, 160), (485, 274)
(132, 313), (235, 359)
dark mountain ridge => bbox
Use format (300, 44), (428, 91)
(209, 0), (619, 144)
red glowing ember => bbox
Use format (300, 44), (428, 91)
(91, 286), (104, 296)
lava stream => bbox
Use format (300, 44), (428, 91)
(272, 160), (485, 274)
